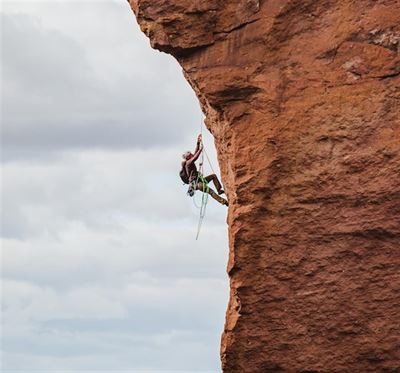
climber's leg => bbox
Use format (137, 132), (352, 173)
(205, 174), (224, 195)
(208, 188), (228, 206)
(196, 182), (228, 206)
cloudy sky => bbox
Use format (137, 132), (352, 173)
(1, 1), (229, 371)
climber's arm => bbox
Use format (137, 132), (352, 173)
(187, 146), (203, 165)
(194, 134), (202, 153)
(187, 134), (203, 165)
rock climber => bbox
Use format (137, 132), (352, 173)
(180, 134), (229, 206)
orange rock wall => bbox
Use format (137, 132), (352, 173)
(129, 1), (400, 371)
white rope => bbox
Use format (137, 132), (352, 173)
(194, 112), (209, 240)
(194, 109), (226, 239)
(195, 181), (208, 240)
(203, 147), (217, 176)
(199, 113), (217, 175)
(192, 150), (204, 210)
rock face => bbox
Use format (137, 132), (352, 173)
(129, 1), (400, 371)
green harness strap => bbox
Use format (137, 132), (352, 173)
(197, 173), (209, 193)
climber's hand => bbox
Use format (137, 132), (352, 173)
(197, 134), (202, 143)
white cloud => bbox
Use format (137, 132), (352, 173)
(1, 1), (200, 157)
(2, 147), (228, 370)
(2, 146), (224, 238)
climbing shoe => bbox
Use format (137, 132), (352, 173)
(187, 184), (195, 197)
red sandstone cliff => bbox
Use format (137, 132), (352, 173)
(129, 1), (400, 371)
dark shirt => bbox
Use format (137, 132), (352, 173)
(186, 161), (198, 182)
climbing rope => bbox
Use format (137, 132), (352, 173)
(191, 150), (205, 209)
(203, 146), (216, 176)
(199, 112), (217, 176)
(191, 110), (226, 240)
(195, 173), (209, 240)
(193, 112), (210, 240)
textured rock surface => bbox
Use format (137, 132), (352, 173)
(129, 1), (400, 371)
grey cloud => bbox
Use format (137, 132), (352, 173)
(1, 146), (225, 240)
(1, 10), (200, 160)
(2, 277), (226, 370)
(2, 329), (221, 371)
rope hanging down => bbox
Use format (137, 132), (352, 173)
(192, 112), (225, 240)
(195, 172), (209, 240)
(199, 114), (217, 176)
(193, 114), (211, 240)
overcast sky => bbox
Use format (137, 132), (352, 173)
(1, 1), (229, 371)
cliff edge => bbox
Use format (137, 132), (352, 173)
(129, 1), (400, 371)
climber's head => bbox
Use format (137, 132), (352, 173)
(182, 151), (193, 160)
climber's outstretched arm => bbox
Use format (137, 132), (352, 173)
(190, 145), (203, 163)
(193, 134), (202, 153)
(187, 134), (203, 165)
